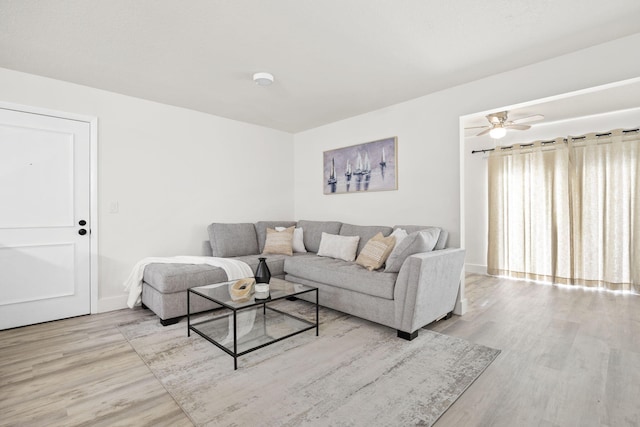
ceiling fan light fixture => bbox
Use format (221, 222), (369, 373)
(489, 125), (507, 139)
(253, 72), (274, 86)
(465, 111), (544, 138)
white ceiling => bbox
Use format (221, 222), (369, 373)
(1, 0), (640, 133)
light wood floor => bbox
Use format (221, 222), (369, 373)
(1, 274), (638, 426)
(429, 274), (640, 427)
(0, 308), (193, 426)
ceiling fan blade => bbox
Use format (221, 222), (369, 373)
(505, 124), (531, 131)
(465, 125), (490, 130)
(511, 114), (544, 124)
(476, 128), (492, 136)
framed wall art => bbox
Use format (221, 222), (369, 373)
(323, 136), (397, 195)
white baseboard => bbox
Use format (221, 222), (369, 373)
(97, 294), (129, 313)
(465, 263), (487, 275)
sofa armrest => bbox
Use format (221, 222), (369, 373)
(393, 248), (466, 333)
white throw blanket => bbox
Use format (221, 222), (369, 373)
(124, 256), (254, 308)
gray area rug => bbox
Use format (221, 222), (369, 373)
(119, 301), (500, 427)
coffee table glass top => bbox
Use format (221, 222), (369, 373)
(190, 277), (315, 309)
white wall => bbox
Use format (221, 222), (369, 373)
(293, 95), (462, 239)
(464, 107), (640, 273)
(294, 33), (640, 312)
(0, 67), (294, 311)
(294, 33), (640, 245)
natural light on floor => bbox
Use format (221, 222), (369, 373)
(492, 274), (638, 296)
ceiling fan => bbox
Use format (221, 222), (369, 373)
(466, 111), (544, 139)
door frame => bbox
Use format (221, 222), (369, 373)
(0, 101), (99, 313)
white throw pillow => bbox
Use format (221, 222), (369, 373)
(317, 232), (360, 262)
(275, 226), (307, 253)
(389, 228), (408, 251)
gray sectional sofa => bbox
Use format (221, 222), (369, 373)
(141, 220), (465, 340)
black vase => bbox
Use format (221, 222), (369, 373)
(254, 257), (271, 284)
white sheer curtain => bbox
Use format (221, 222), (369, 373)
(487, 139), (571, 282)
(487, 129), (639, 292)
(569, 130), (640, 291)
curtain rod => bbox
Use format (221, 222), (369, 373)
(471, 127), (640, 154)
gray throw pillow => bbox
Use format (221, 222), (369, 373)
(384, 229), (439, 272)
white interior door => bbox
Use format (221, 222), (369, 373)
(0, 108), (91, 329)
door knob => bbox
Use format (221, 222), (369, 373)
(79, 220), (87, 226)
(79, 229), (87, 236)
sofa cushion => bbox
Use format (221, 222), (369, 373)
(393, 225), (447, 250)
(385, 229), (439, 273)
(297, 220), (342, 253)
(317, 232), (360, 262)
(255, 221), (297, 252)
(143, 253), (305, 294)
(263, 227), (294, 256)
(285, 255), (397, 300)
(144, 263), (228, 294)
(355, 232), (396, 271)
(232, 253), (313, 278)
(208, 223), (258, 257)
(339, 223), (393, 255)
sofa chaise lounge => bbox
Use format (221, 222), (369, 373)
(140, 220), (465, 340)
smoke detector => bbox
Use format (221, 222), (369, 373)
(253, 72), (274, 86)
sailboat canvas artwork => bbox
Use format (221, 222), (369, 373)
(323, 137), (397, 194)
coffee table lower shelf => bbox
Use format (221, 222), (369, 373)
(187, 282), (318, 370)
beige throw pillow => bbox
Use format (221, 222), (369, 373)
(317, 232), (360, 262)
(356, 232), (396, 271)
(263, 226), (294, 256)
(275, 226), (307, 253)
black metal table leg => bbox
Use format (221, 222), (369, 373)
(315, 288), (319, 336)
(187, 290), (191, 337)
(233, 310), (238, 370)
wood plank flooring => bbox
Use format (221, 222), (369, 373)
(429, 274), (640, 427)
(1, 274), (638, 426)
(0, 309), (193, 426)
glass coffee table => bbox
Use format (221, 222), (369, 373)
(187, 278), (319, 370)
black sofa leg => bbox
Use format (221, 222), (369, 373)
(141, 303), (148, 309)
(160, 317), (182, 326)
(397, 330), (418, 341)
(445, 311), (453, 320)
